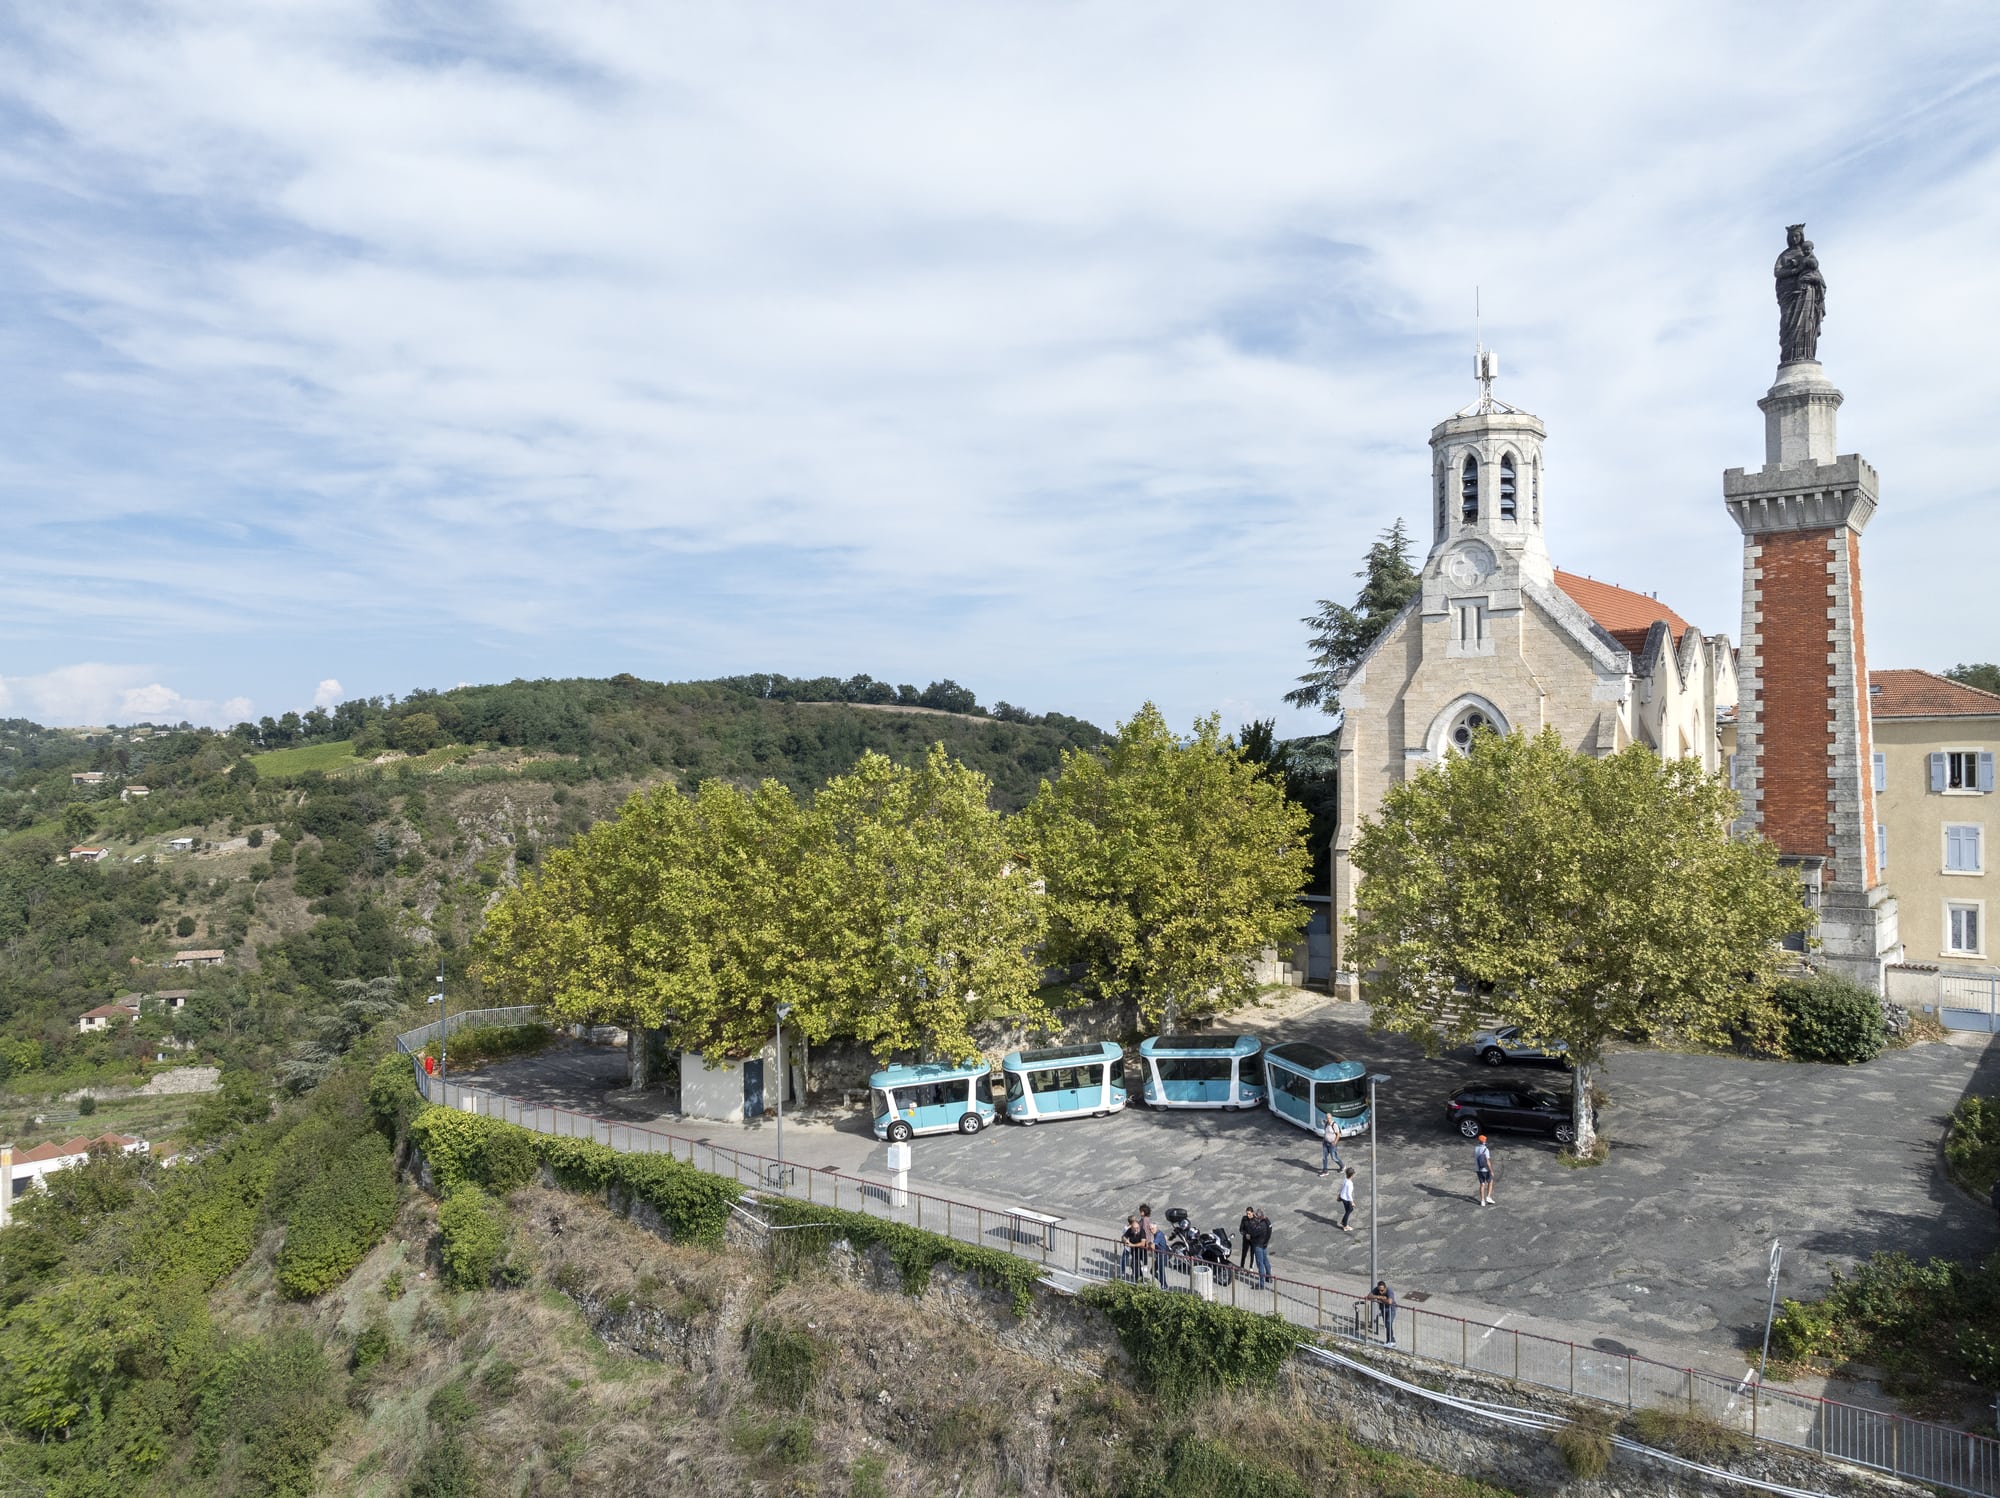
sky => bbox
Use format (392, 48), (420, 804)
(1, 3), (1996, 737)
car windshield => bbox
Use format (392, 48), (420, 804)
(1524, 1091), (1561, 1110)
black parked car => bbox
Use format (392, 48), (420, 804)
(1445, 1084), (1591, 1145)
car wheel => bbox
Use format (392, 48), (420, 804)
(1457, 1117), (1483, 1139)
(958, 1112), (982, 1135)
(1481, 1048), (1506, 1066)
(887, 1120), (912, 1143)
(1554, 1122), (1577, 1145)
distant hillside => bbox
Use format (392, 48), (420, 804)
(0, 674), (1106, 1134)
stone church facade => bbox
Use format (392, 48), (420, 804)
(1328, 232), (1998, 998)
(1328, 355), (1737, 990)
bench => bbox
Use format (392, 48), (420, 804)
(1003, 1206), (1064, 1254)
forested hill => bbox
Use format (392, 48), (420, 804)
(4, 671), (1105, 813)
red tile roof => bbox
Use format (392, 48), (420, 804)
(80, 1003), (139, 1021)
(1869, 669), (2000, 719)
(10, 1133), (139, 1166)
(1553, 569), (1696, 655)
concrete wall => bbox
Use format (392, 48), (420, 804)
(678, 1037), (796, 1123)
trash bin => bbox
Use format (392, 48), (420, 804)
(1190, 1263), (1215, 1302)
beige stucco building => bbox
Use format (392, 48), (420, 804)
(1329, 361), (1735, 981)
(1870, 669), (2000, 971)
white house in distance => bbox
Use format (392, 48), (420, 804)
(69, 771), (107, 787)
(1, 1134), (149, 1226)
(120, 785), (149, 801)
(78, 1002), (139, 1034)
(67, 846), (110, 864)
(166, 837), (196, 853)
(169, 949), (225, 968)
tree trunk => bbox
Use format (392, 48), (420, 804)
(1571, 1060), (1595, 1154)
(627, 1026), (652, 1091)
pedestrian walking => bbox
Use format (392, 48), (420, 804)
(1337, 1168), (1356, 1231)
(1370, 1280), (1398, 1346)
(1119, 1216), (1145, 1281)
(1318, 1110), (1345, 1175)
(1237, 1207), (1256, 1268)
(1473, 1135), (1495, 1205)
(1245, 1208), (1272, 1290)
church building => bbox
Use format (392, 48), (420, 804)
(1328, 351), (1737, 990)
(1328, 229), (1998, 1001)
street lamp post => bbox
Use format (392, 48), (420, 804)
(1368, 1072), (1391, 1328)
(774, 1003), (793, 1190)
(425, 960), (447, 1100)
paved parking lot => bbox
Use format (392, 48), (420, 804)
(463, 997), (2000, 1377)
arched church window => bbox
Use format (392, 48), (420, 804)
(1460, 455), (1478, 522)
(1448, 706), (1494, 752)
(1499, 455), (1517, 520)
(1436, 466), (1446, 536)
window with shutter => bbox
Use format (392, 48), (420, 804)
(1945, 824), (1983, 874)
(1931, 752), (1948, 792)
(1982, 752), (1996, 793)
(1876, 824), (1887, 872)
(1872, 752), (1885, 794)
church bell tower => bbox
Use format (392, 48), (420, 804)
(1723, 225), (1899, 990)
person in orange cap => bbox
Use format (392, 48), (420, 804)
(1474, 1134), (1494, 1205)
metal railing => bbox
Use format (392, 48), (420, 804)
(406, 1060), (2000, 1496)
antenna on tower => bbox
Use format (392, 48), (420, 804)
(1458, 286), (1515, 418)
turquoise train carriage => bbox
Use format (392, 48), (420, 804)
(869, 1061), (997, 1141)
(1262, 1041), (1371, 1136)
(1135, 1034), (1265, 1109)
(1000, 1041), (1126, 1124)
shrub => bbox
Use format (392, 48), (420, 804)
(194, 1329), (345, 1496)
(1768, 1250), (2000, 1402)
(1553, 1407), (1614, 1477)
(1079, 1282), (1296, 1408)
(438, 1185), (509, 1290)
(176, 914), (197, 937)
(1628, 1405), (1749, 1463)
(407, 1432), (479, 1498)
(351, 1318), (395, 1375)
(1776, 973), (1886, 1063)
(421, 1022), (554, 1071)
(1162, 1432), (1310, 1498)
(761, 1198), (1042, 1315)
(277, 1130), (399, 1298)
(367, 1051), (424, 1141)
(1945, 1095), (2000, 1196)
(77, 1095), (96, 1116)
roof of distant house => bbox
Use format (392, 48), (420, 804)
(1869, 669), (2000, 719)
(1553, 569), (1696, 656)
(11, 1132), (141, 1165)
(173, 949), (225, 960)
(80, 1002), (139, 1020)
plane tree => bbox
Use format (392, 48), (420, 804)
(1348, 729), (1810, 1152)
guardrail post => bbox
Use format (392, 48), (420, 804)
(1627, 1356), (1634, 1409)
(1569, 1341), (1576, 1393)
(1514, 1333), (1520, 1382)
(1462, 1318), (1468, 1368)
(1686, 1368), (1694, 1414)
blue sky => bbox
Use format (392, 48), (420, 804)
(1, 3), (1995, 735)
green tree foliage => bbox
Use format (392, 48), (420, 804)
(1237, 720), (1340, 894)
(800, 746), (1047, 1060)
(1946, 1095), (2000, 1196)
(1349, 729), (1810, 1150)
(1023, 706), (1311, 1029)
(483, 746), (1044, 1064)
(275, 1128), (398, 1298)
(1284, 520), (1420, 717)
(438, 1185), (511, 1290)
(1080, 1282), (1297, 1408)
(192, 1329), (345, 1496)
(1945, 662), (2000, 696)
(1775, 973), (1887, 1064)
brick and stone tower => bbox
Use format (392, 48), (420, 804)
(1724, 225), (1899, 991)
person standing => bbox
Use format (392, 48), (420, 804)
(1136, 1204), (1155, 1279)
(1370, 1280), (1398, 1346)
(1337, 1168), (1356, 1232)
(1474, 1135), (1495, 1206)
(1151, 1219), (1170, 1289)
(1237, 1207), (1256, 1268)
(1245, 1208), (1272, 1290)
(1119, 1216), (1145, 1281)
(1318, 1110), (1345, 1176)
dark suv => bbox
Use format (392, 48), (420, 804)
(1445, 1084), (1590, 1145)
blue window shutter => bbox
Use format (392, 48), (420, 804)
(1981, 752), (1995, 793)
(1875, 824), (1887, 871)
(1947, 826), (1964, 870)
(1930, 752), (1947, 792)
(1872, 752), (1885, 793)
(1975, 826), (1986, 871)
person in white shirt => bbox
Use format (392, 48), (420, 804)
(1474, 1135), (1495, 1205)
(1337, 1167), (1356, 1231)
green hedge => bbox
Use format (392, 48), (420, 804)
(1080, 1282), (1299, 1408)
(407, 1106), (740, 1247)
(1946, 1095), (2000, 1196)
(1776, 973), (1886, 1064)
(276, 1131), (399, 1299)
(761, 1198), (1042, 1317)
(1768, 1250), (2000, 1398)
(421, 1022), (556, 1070)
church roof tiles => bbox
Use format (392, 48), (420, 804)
(1868, 669), (2000, 719)
(1552, 569), (1694, 656)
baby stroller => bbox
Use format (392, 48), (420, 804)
(1162, 1206), (1235, 1287)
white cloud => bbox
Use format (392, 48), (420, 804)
(0, 5), (1995, 733)
(312, 678), (342, 710)
(0, 664), (245, 727)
